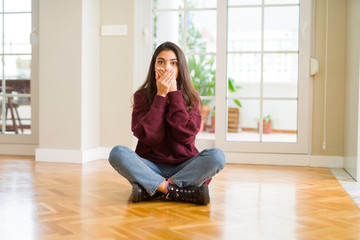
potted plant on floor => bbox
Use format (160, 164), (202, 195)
(262, 114), (273, 134)
(189, 55), (216, 132)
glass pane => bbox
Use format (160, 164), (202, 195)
(265, 0), (299, 4)
(226, 99), (260, 142)
(228, 7), (261, 51)
(4, 0), (31, 12)
(4, 13), (32, 53)
(228, 53), (261, 98)
(264, 6), (299, 51)
(188, 54), (216, 96)
(4, 55), (31, 80)
(197, 99), (216, 138)
(186, 11), (216, 53)
(228, 0), (261, 5)
(262, 100), (297, 142)
(186, 0), (216, 8)
(153, 11), (183, 50)
(2, 96), (31, 134)
(263, 53), (298, 98)
(153, 0), (184, 9)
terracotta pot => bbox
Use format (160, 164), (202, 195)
(263, 119), (272, 134)
(210, 115), (215, 133)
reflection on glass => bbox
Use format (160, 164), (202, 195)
(4, 55), (31, 80)
(226, 99), (260, 142)
(264, 6), (299, 51)
(4, 0), (31, 12)
(153, 0), (183, 9)
(0, 96), (31, 134)
(263, 53), (298, 98)
(4, 14), (31, 54)
(262, 100), (297, 142)
(228, 7), (261, 51)
(228, 0), (261, 6)
(188, 54), (216, 96)
(186, 0), (216, 8)
(153, 11), (183, 50)
(186, 11), (216, 53)
(227, 53), (261, 98)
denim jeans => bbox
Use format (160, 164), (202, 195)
(108, 145), (225, 196)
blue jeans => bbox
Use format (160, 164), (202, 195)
(108, 145), (225, 196)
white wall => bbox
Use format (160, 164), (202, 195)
(39, 0), (82, 149)
(82, 0), (100, 150)
(344, 0), (360, 180)
(37, 0), (101, 163)
(99, 0), (134, 148)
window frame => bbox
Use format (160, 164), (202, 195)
(136, 0), (313, 154)
(0, 0), (38, 144)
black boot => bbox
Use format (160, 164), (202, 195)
(165, 184), (210, 205)
(131, 183), (165, 203)
(131, 183), (149, 203)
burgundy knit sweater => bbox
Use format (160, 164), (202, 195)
(132, 89), (201, 165)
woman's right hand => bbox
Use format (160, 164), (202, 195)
(156, 68), (175, 97)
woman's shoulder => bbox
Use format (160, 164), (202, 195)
(133, 89), (150, 108)
(133, 89), (147, 101)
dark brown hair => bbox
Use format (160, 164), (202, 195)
(134, 41), (199, 112)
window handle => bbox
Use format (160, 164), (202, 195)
(30, 28), (38, 45)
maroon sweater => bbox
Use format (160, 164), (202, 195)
(132, 90), (201, 165)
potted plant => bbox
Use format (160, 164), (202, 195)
(262, 114), (273, 134)
(189, 55), (216, 132)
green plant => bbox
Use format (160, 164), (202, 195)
(188, 55), (216, 105)
(228, 77), (242, 108)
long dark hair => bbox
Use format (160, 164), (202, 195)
(134, 41), (199, 112)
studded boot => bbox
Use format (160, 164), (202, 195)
(165, 184), (210, 205)
(131, 183), (165, 203)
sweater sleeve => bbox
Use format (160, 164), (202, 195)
(131, 91), (167, 146)
(166, 90), (201, 144)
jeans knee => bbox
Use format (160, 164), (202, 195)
(205, 148), (225, 170)
(108, 145), (129, 166)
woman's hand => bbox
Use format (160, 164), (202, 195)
(156, 68), (177, 97)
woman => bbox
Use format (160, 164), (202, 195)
(109, 42), (225, 205)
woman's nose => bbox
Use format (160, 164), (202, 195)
(165, 63), (172, 70)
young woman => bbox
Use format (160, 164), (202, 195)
(109, 42), (225, 205)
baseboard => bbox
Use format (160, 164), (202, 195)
(310, 155), (344, 168)
(36, 147), (111, 164)
(0, 144), (38, 155)
(16, 145), (344, 168)
(225, 152), (344, 168)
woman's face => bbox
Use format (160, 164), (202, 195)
(155, 50), (179, 79)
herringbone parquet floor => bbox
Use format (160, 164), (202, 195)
(1, 155), (360, 240)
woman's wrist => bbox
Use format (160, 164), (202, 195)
(157, 92), (167, 97)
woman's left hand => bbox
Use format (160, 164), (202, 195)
(169, 78), (177, 92)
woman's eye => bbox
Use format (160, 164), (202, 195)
(157, 60), (164, 64)
(171, 62), (178, 65)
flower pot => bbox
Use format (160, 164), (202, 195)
(210, 115), (215, 133)
(199, 105), (211, 132)
(263, 119), (272, 134)
(228, 107), (241, 132)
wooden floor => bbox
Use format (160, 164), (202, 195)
(1, 156), (360, 240)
